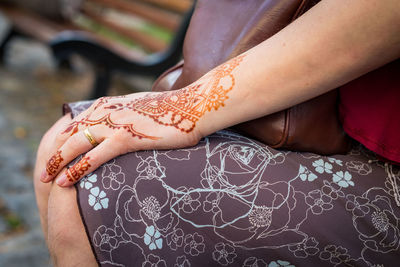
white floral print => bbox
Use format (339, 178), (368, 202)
(69, 99), (400, 267)
(212, 242), (237, 266)
(319, 245), (350, 265)
(346, 161), (372, 175)
(142, 254), (166, 267)
(173, 187), (201, 214)
(345, 194), (370, 216)
(288, 237), (319, 258)
(101, 160), (125, 190)
(248, 205), (272, 228)
(306, 190), (333, 215)
(141, 196), (161, 221)
(243, 257), (267, 267)
(174, 255), (190, 267)
(166, 228), (184, 251)
(144, 225), (163, 250)
(332, 171), (354, 188)
(299, 165), (318, 182)
(328, 157), (343, 166)
(268, 260), (295, 267)
(93, 225), (117, 252)
(312, 159), (333, 174)
(80, 173), (97, 190)
(184, 233), (205, 256)
(88, 187), (109, 210)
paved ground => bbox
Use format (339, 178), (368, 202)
(0, 14), (152, 266)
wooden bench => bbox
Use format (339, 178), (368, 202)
(0, 0), (194, 97)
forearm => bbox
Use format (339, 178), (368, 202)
(195, 0), (400, 137)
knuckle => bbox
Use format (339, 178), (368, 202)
(113, 129), (129, 144)
(84, 152), (98, 166)
(54, 131), (67, 144)
(67, 133), (82, 147)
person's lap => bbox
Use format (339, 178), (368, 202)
(34, 103), (400, 267)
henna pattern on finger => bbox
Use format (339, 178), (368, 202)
(106, 55), (245, 133)
(46, 150), (64, 176)
(66, 156), (91, 182)
(63, 114), (160, 140)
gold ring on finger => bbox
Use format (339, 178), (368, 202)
(84, 128), (99, 147)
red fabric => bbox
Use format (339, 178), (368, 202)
(339, 59), (400, 164)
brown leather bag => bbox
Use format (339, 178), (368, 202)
(152, 0), (351, 155)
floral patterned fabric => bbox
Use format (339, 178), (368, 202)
(66, 102), (400, 267)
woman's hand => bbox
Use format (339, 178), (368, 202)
(40, 90), (203, 187)
(40, 55), (245, 187)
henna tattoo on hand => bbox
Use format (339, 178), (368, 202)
(63, 114), (160, 140)
(106, 55), (245, 133)
(63, 55), (245, 137)
(66, 156), (91, 182)
(93, 96), (127, 110)
(46, 150), (64, 176)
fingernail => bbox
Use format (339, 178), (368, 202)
(56, 173), (67, 186)
(40, 170), (48, 182)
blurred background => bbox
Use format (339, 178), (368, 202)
(0, 0), (192, 265)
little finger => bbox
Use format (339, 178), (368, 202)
(55, 138), (125, 187)
(41, 127), (103, 182)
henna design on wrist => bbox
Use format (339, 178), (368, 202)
(46, 150), (64, 176)
(63, 114), (160, 140)
(66, 156), (91, 182)
(106, 55), (245, 133)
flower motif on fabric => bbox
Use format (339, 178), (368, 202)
(143, 254), (167, 267)
(144, 225), (163, 250)
(346, 160), (372, 175)
(174, 187), (201, 213)
(243, 257), (267, 267)
(321, 180), (345, 200)
(137, 157), (166, 179)
(184, 233), (205, 256)
(80, 173), (97, 190)
(268, 260), (295, 267)
(312, 159), (333, 174)
(345, 194), (370, 217)
(230, 146), (257, 165)
(174, 255), (190, 267)
(299, 165), (318, 182)
(319, 245), (350, 265)
(101, 161), (125, 190)
(248, 205), (272, 228)
(203, 192), (221, 213)
(92, 225), (117, 252)
(328, 157), (343, 166)
(212, 242), (237, 266)
(305, 190), (333, 215)
(354, 194), (400, 252)
(88, 187), (109, 210)
(288, 237), (319, 258)
(141, 196), (161, 221)
(200, 165), (225, 189)
(332, 171), (354, 188)
(371, 211), (390, 232)
(166, 228), (184, 251)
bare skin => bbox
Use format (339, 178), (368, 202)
(34, 0), (400, 265)
(34, 114), (97, 266)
